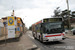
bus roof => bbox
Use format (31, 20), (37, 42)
(32, 20), (42, 26)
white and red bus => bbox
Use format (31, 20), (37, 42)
(32, 18), (66, 42)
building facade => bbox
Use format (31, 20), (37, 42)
(0, 16), (25, 40)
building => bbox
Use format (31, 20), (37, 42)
(0, 16), (25, 41)
(0, 19), (4, 37)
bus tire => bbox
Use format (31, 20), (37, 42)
(41, 38), (44, 43)
(34, 37), (36, 39)
(39, 36), (41, 41)
(39, 36), (43, 43)
(34, 34), (36, 39)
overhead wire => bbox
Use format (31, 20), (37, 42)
(50, 0), (64, 16)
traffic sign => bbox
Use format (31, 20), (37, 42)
(7, 16), (15, 38)
(7, 17), (15, 26)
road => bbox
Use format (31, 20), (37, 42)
(27, 31), (75, 50)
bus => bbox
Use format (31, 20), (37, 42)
(32, 18), (66, 42)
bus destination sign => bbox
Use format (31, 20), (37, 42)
(43, 18), (62, 22)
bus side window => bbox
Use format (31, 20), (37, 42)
(40, 27), (43, 33)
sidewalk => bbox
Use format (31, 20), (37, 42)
(65, 34), (75, 40)
(0, 33), (40, 50)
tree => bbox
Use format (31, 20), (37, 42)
(29, 26), (32, 30)
(61, 9), (71, 20)
(53, 7), (61, 17)
(52, 8), (71, 20)
(71, 11), (75, 18)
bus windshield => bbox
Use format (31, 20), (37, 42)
(42, 22), (64, 34)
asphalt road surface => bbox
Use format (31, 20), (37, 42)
(26, 31), (75, 50)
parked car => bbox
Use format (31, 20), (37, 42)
(71, 29), (75, 35)
(65, 29), (75, 35)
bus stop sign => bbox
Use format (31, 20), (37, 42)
(7, 17), (15, 26)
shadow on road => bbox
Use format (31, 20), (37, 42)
(35, 38), (65, 46)
(43, 41), (65, 45)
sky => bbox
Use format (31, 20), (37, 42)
(0, 0), (75, 28)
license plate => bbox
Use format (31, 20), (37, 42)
(53, 39), (58, 41)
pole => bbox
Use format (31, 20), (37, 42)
(66, 0), (71, 30)
(5, 24), (6, 46)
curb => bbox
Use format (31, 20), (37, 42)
(66, 37), (75, 40)
(26, 32), (41, 50)
(27, 44), (40, 50)
(24, 44), (37, 50)
(66, 37), (69, 39)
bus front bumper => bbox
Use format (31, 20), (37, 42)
(43, 38), (66, 42)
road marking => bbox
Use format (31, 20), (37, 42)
(28, 34), (34, 39)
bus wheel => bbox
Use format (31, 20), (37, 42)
(41, 38), (44, 43)
(34, 37), (36, 39)
(39, 37), (41, 42)
(39, 37), (43, 42)
(34, 34), (36, 39)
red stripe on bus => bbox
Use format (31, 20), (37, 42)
(61, 33), (64, 36)
(45, 33), (63, 37)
